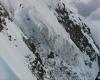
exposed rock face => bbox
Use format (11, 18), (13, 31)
(0, 0), (99, 80)
(0, 4), (7, 31)
(55, 2), (97, 61)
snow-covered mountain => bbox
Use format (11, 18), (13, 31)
(0, 0), (99, 80)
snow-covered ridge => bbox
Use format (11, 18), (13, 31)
(0, 0), (99, 80)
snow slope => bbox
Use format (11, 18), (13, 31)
(0, 4), (36, 80)
(0, 57), (19, 80)
(0, 0), (99, 80)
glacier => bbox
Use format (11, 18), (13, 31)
(0, 0), (99, 80)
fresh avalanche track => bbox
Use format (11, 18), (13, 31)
(0, 0), (99, 80)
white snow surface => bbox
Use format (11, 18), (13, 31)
(0, 0), (99, 80)
(0, 18), (36, 80)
